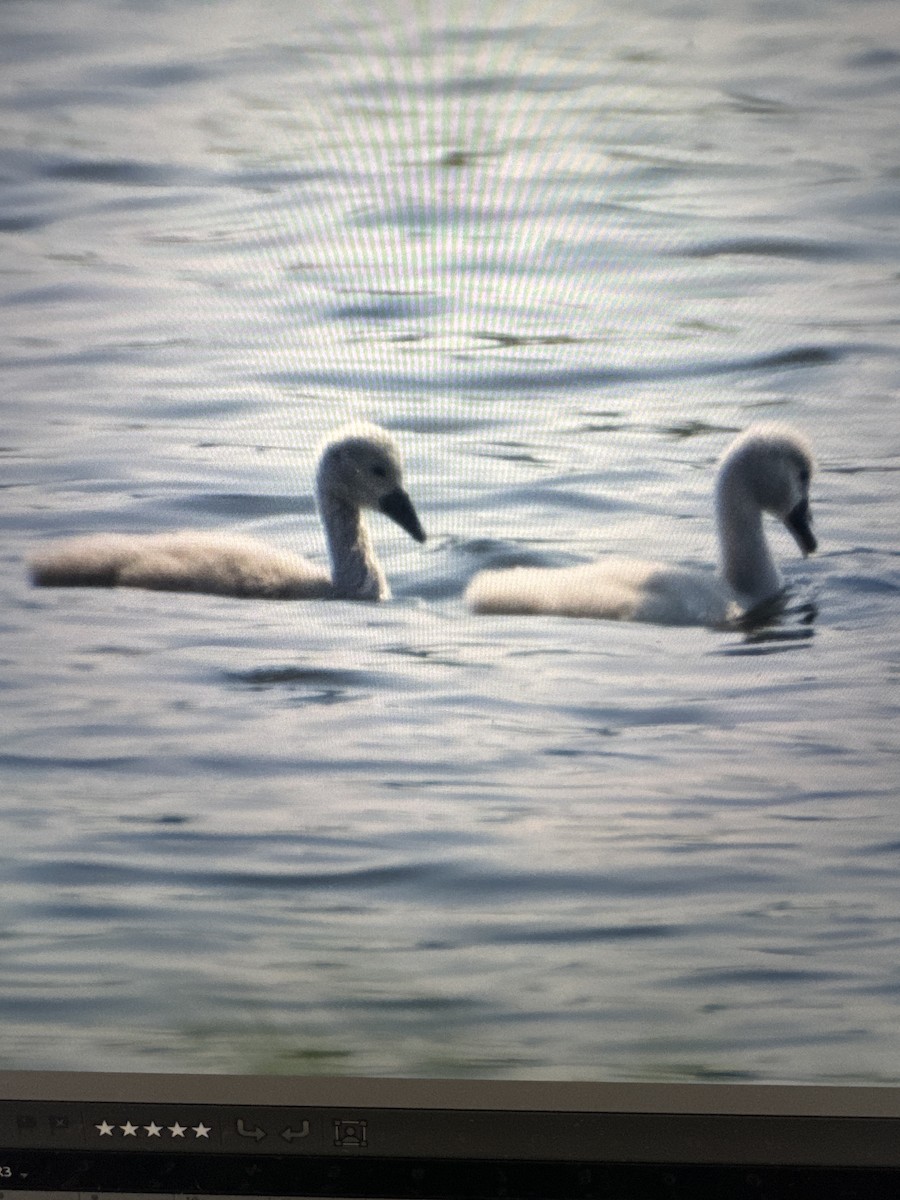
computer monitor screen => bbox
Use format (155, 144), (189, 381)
(1, 0), (898, 1195)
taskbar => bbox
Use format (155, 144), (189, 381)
(0, 1149), (899, 1199)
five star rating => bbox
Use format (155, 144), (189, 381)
(95, 1119), (211, 1139)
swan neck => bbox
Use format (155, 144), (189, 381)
(717, 472), (782, 605)
(319, 491), (388, 601)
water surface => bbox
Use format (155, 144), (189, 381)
(1, 0), (898, 1083)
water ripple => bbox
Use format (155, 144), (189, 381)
(683, 238), (860, 262)
(465, 922), (684, 946)
(43, 158), (198, 187)
(268, 345), (847, 394)
(224, 665), (405, 695)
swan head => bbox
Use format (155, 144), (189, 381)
(316, 424), (426, 542)
(719, 424), (817, 556)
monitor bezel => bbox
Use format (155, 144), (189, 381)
(3, 1071), (899, 1170)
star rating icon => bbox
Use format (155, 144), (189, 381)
(93, 1116), (213, 1140)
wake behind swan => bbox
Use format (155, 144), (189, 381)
(30, 424), (426, 602)
(466, 424), (817, 627)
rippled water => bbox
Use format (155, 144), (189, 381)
(1, 0), (899, 1083)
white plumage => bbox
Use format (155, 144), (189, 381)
(466, 424), (816, 627)
(30, 424), (426, 602)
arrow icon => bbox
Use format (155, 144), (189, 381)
(236, 1119), (266, 1142)
(280, 1121), (310, 1142)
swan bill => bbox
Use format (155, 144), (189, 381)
(784, 499), (817, 556)
(379, 487), (426, 543)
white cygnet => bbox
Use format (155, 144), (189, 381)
(466, 424), (816, 627)
(30, 424), (426, 602)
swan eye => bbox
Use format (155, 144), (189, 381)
(798, 468), (810, 487)
(371, 464), (388, 479)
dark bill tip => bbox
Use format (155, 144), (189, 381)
(785, 499), (817, 557)
(379, 487), (426, 543)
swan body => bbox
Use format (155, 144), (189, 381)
(30, 424), (426, 601)
(466, 424), (816, 627)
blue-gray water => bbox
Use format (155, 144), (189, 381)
(1, 0), (898, 1083)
